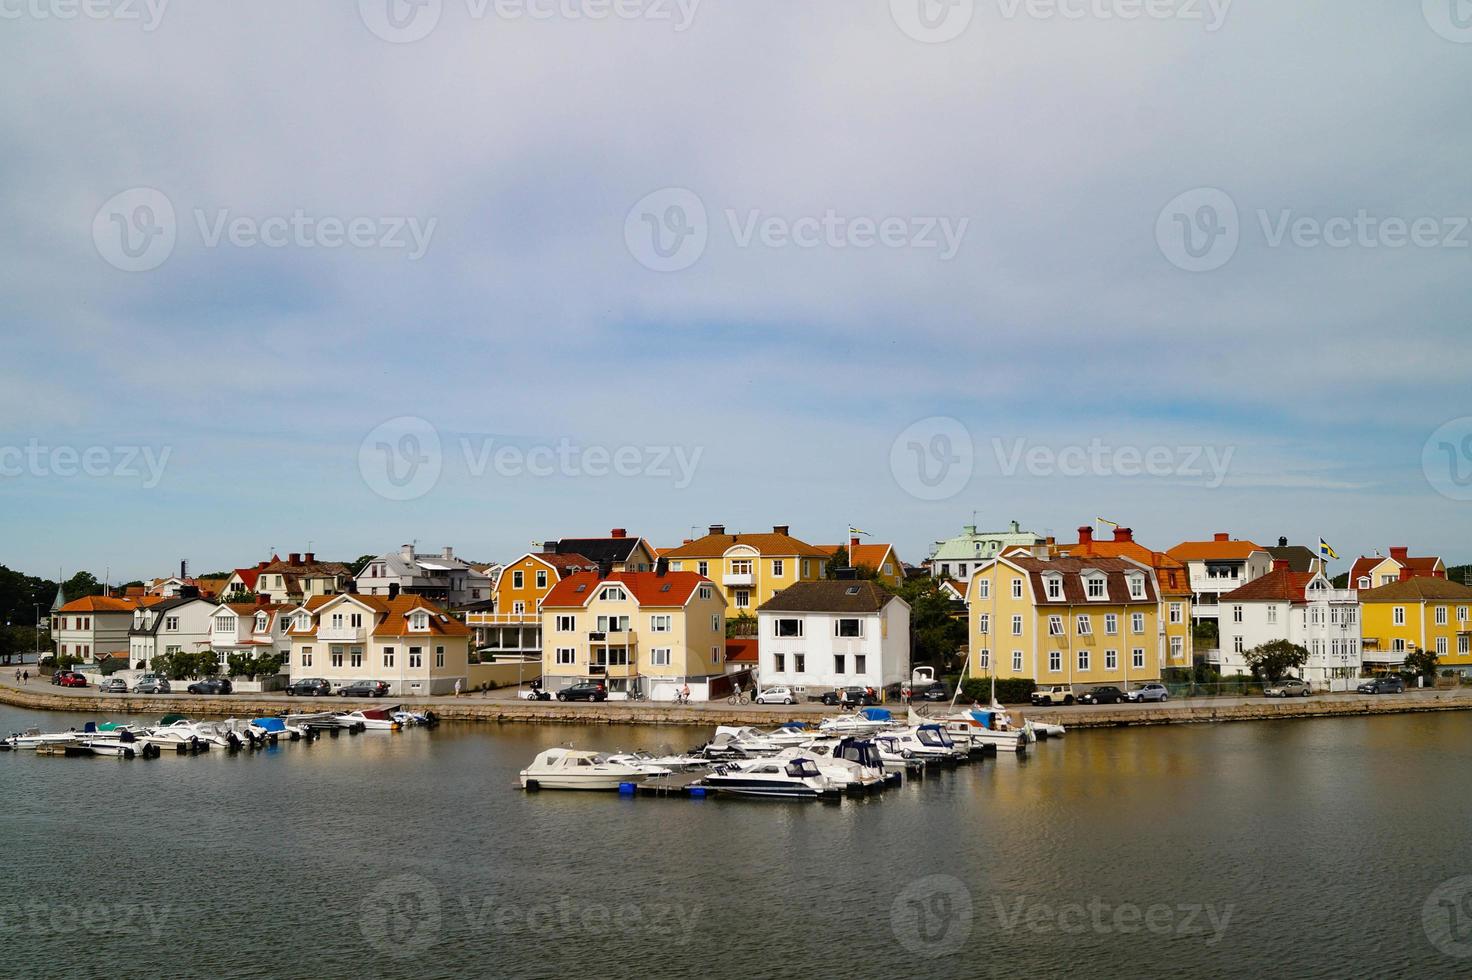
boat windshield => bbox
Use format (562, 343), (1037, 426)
(785, 759), (821, 778)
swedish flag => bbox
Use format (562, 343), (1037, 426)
(1319, 538), (1339, 561)
(849, 526), (869, 537)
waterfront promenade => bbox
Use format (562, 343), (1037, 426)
(5, 675), (1472, 729)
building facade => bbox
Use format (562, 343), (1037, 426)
(127, 596), (219, 669)
(1166, 533), (1274, 622)
(756, 580), (910, 695)
(1358, 575), (1472, 675)
(661, 525), (829, 614)
(1213, 566), (1361, 687)
(52, 595), (165, 664)
(927, 521), (1046, 585)
(288, 593), (471, 695)
(1348, 547), (1446, 591)
(1060, 525), (1194, 671)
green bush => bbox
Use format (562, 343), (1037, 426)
(960, 677), (1036, 705)
(98, 656), (128, 676)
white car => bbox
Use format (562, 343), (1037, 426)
(755, 686), (797, 705)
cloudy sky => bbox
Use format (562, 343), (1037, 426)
(1, 0), (1469, 582)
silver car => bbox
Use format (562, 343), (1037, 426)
(1264, 678), (1312, 698)
(1126, 682), (1169, 703)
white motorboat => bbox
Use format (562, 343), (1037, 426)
(909, 707), (1026, 753)
(138, 727), (209, 752)
(700, 726), (785, 759)
(699, 757), (843, 800)
(519, 748), (653, 790)
(817, 707), (899, 737)
(390, 709), (439, 728)
(78, 738), (142, 759)
(335, 709), (401, 731)
(874, 725), (963, 764)
(763, 722), (818, 747)
(605, 751), (702, 774)
(153, 719), (245, 750)
(775, 739), (887, 792)
(1028, 719), (1066, 739)
(5, 728), (81, 750)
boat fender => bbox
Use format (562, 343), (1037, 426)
(524, 779), (540, 791)
(902, 749), (914, 759)
(122, 747), (135, 760)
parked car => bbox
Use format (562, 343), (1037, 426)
(133, 675), (171, 694)
(1126, 682), (1169, 703)
(339, 680), (391, 698)
(755, 686), (797, 705)
(1357, 676), (1406, 695)
(1264, 678), (1312, 698)
(1078, 685), (1126, 705)
(56, 671), (89, 689)
(821, 686), (877, 707)
(98, 677), (128, 694)
(556, 681), (608, 702)
(917, 682), (951, 702)
(285, 677), (332, 697)
(1030, 684), (1076, 706)
(187, 678), (233, 695)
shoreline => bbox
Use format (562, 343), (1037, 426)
(5, 681), (1472, 729)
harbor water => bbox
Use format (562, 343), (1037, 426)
(2, 704), (1470, 979)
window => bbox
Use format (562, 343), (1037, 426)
(556, 615), (575, 632)
(350, 649), (363, 668)
(1012, 650), (1023, 672)
(775, 618), (803, 637)
(1437, 637), (1449, 656)
(1132, 648), (1145, 669)
(512, 600), (525, 615)
(794, 653), (806, 673)
(1131, 613), (1145, 634)
(435, 647), (445, 668)
(774, 653), (785, 672)
(735, 590), (750, 609)
(1169, 602), (1182, 624)
(698, 586), (712, 600)
(801, 560), (812, 577)
(213, 615), (233, 633)
(331, 649), (344, 668)
(1461, 636), (1470, 655)
(1392, 638), (1406, 652)
(382, 647), (395, 668)
(1393, 606), (1406, 626)
(1048, 616), (1064, 636)
(408, 648), (423, 668)
(596, 615), (630, 633)
(711, 614), (720, 631)
(978, 614), (989, 635)
(1078, 649), (1090, 671)
(600, 586), (627, 602)
(1128, 576), (1146, 600)
(978, 648), (990, 669)
(512, 570), (524, 589)
(1170, 637), (1184, 660)
(1075, 615), (1092, 636)
(1011, 578), (1023, 600)
(556, 647), (575, 665)
(978, 578), (990, 600)
(713, 646), (721, 663)
(1436, 606), (1449, 626)
(302, 648), (313, 667)
(1085, 575), (1106, 599)
(651, 648), (671, 666)
(255, 613), (267, 632)
(1267, 605), (1278, 625)
(730, 560), (752, 576)
(1012, 614), (1024, 636)
(650, 615), (672, 633)
(165, 617), (179, 631)
(1045, 576), (1063, 600)
(1232, 605), (1243, 623)
(697, 561), (708, 577)
(835, 618), (862, 638)
(1104, 614), (1118, 635)
(834, 654), (846, 674)
(350, 613), (362, 628)
(410, 612), (428, 631)
(1049, 650), (1062, 672)
(331, 613), (344, 629)
(536, 570), (547, 589)
(1461, 606), (1469, 623)
(1105, 649), (1117, 670)
(772, 559), (784, 577)
(854, 654), (867, 674)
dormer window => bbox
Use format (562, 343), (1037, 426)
(1127, 575), (1146, 600)
(213, 614), (234, 634)
(1083, 573), (1107, 600)
(1043, 574), (1063, 601)
(409, 612), (429, 631)
(600, 586), (628, 602)
(298, 614), (312, 631)
(255, 613), (268, 632)
(1357, 577), (1370, 589)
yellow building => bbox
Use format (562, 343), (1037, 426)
(540, 570), (727, 698)
(662, 525), (829, 614)
(1059, 525), (1194, 670)
(1357, 576), (1472, 674)
(964, 554), (1164, 686)
(287, 593), (471, 696)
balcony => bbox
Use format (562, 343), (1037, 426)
(318, 626), (365, 642)
(466, 612), (540, 627)
(723, 572), (755, 587)
(590, 631), (634, 645)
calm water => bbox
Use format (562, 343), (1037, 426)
(3, 705), (1471, 979)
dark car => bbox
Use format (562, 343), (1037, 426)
(56, 671), (89, 688)
(285, 677), (332, 697)
(556, 681), (608, 702)
(339, 680), (391, 698)
(1079, 685), (1126, 705)
(821, 686), (878, 707)
(1357, 676), (1406, 695)
(98, 677), (128, 694)
(918, 682), (950, 703)
(187, 678), (233, 695)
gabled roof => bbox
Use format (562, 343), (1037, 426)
(1357, 578), (1472, 603)
(541, 571), (713, 608)
(817, 543), (899, 571)
(1061, 534), (1191, 596)
(929, 521), (1045, 562)
(1265, 545), (1318, 573)
(1349, 552), (1443, 585)
(289, 593), (470, 637)
(57, 595), (168, 613)
(1167, 538), (1268, 562)
(757, 580), (901, 614)
(993, 556), (1158, 605)
(1220, 569), (1320, 603)
(662, 532), (829, 559)
(129, 596), (219, 635)
(725, 638), (759, 663)
(549, 535), (650, 566)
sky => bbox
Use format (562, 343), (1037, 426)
(1, 0), (1470, 583)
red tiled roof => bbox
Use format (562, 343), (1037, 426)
(817, 543), (897, 570)
(662, 532), (829, 559)
(289, 594), (470, 638)
(1219, 569), (1317, 603)
(57, 596), (167, 613)
(1064, 539), (1191, 595)
(1167, 539), (1267, 561)
(541, 570), (712, 608)
(725, 638), (758, 663)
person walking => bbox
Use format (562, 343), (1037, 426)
(22, 669), (29, 684)
(453, 677), (462, 699)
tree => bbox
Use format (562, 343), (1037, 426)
(1403, 645), (1439, 682)
(895, 577), (967, 675)
(221, 590), (258, 604)
(348, 554), (378, 577)
(226, 651), (286, 680)
(824, 548), (879, 581)
(726, 612), (756, 638)
(1243, 640), (1309, 683)
(62, 571), (105, 601)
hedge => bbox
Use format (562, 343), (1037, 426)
(959, 677), (1036, 705)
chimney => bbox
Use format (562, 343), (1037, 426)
(1400, 566), (1415, 582)
(682, 538), (692, 546)
(346, 580), (358, 594)
(388, 583), (400, 598)
(1114, 527), (1134, 543)
(255, 594), (268, 607)
(598, 561), (613, 579)
(180, 585), (200, 599)
(180, 559), (187, 579)
(773, 525), (790, 536)
(1389, 546), (1409, 563)
(401, 544), (414, 561)
(1077, 525), (1093, 544)
(1213, 532), (1230, 542)
(611, 528), (627, 539)
(709, 524), (725, 536)
(304, 552), (315, 563)
(1272, 559), (1289, 573)
(1434, 569), (1446, 579)
(288, 552), (302, 566)
(442, 546), (454, 560)
(1278, 536), (1288, 548)
(1045, 535), (1056, 547)
(850, 535), (860, 549)
(1010, 520), (1020, 533)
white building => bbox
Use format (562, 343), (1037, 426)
(1213, 565), (1361, 689)
(1166, 533), (1274, 622)
(207, 600), (295, 678)
(355, 544), (492, 608)
(53, 595), (160, 664)
(756, 580), (910, 696)
(127, 595), (219, 670)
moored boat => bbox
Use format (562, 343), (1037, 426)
(337, 708), (401, 731)
(698, 757), (843, 800)
(520, 748), (652, 790)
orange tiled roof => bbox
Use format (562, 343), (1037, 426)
(1065, 538), (1191, 596)
(1167, 539), (1267, 561)
(289, 594), (470, 638)
(662, 532), (829, 560)
(57, 595), (167, 613)
(542, 570), (713, 608)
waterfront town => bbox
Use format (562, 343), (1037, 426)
(10, 521), (1470, 704)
